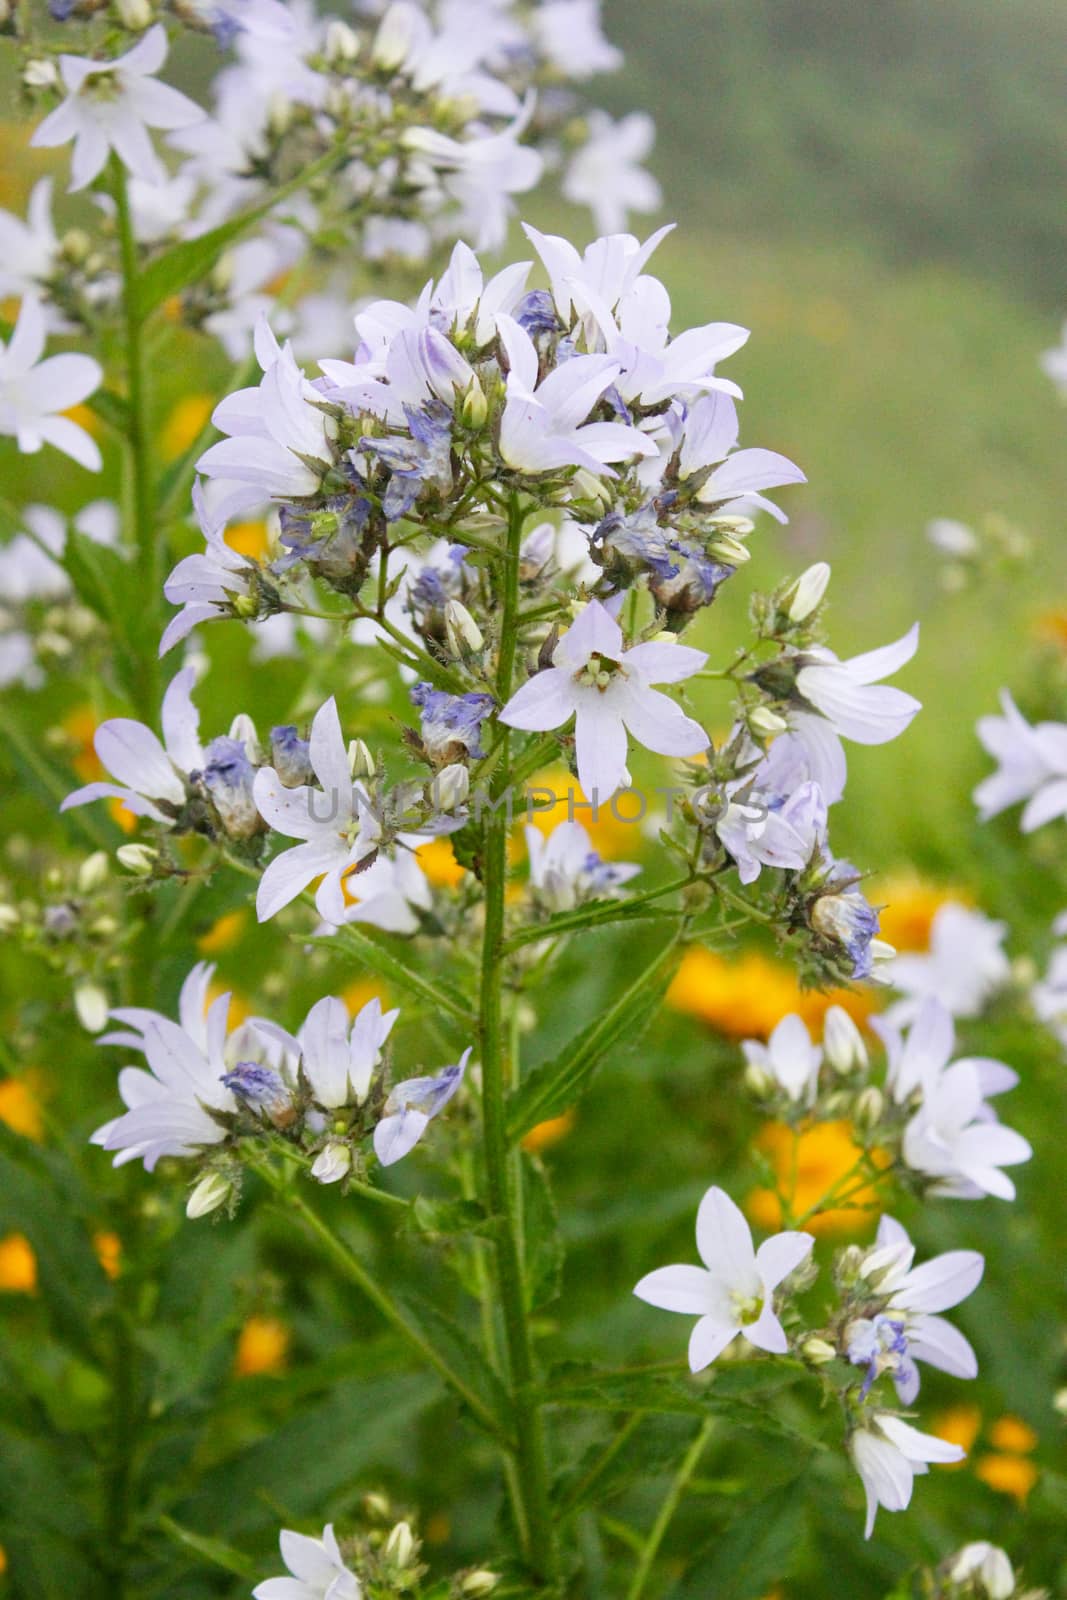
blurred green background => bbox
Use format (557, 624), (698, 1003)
(2, 3), (1067, 1597)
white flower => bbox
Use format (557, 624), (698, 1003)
(403, 102), (542, 252)
(926, 517), (979, 557)
(373, 1047), (471, 1167)
(499, 598), (708, 800)
(847, 1214), (983, 1405)
(253, 696), (382, 924)
(0, 295), (102, 469)
(562, 111), (660, 236)
(1033, 921), (1067, 1051)
(849, 1414), (964, 1539)
(30, 25), (203, 193)
(0, 178), (61, 308)
(741, 1013), (822, 1104)
(973, 689), (1067, 831)
(257, 994), (399, 1110)
(714, 763), (825, 885)
(496, 314), (655, 476)
(311, 1143), (351, 1185)
(525, 819), (640, 912)
(329, 846), (434, 936)
(1040, 319), (1067, 397)
(0, 499), (118, 604)
(253, 1524), (362, 1600)
(633, 1184), (814, 1371)
(196, 321), (337, 533)
(533, 1), (622, 79)
(875, 999), (1031, 1199)
(788, 623), (921, 805)
(949, 1543), (1015, 1599)
(678, 392), (806, 522)
(885, 902), (1010, 1023)
(61, 665), (204, 823)
(160, 484), (258, 655)
(91, 962), (237, 1170)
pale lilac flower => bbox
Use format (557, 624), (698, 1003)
(499, 598), (708, 800)
(31, 25), (203, 193)
(948, 1544), (1015, 1598)
(161, 484), (257, 654)
(91, 965), (237, 1170)
(1, 499), (118, 605)
(741, 1013), (822, 1105)
(0, 178), (61, 308)
(678, 392), (806, 523)
(562, 111), (661, 237)
(0, 295), (102, 469)
(403, 103), (542, 252)
(61, 666), (204, 823)
(533, 1), (622, 78)
(1032, 916), (1067, 1051)
(789, 623), (921, 805)
(331, 846), (433, 936)
(849, 1414), (964, 1539)
(973, 689), (1067, 831)
(524, 221), (677, 331)
(257, 994), (398, 1110)
(525, 819), (639, 912)
(253, 1524), (362, 1600)
(634, 1185), (814, 1372)
(252, 696), (380, 924)
(496, 314), (654, 476)
(715, 741), (826, 884)
(1040, 319), (1067, 397)
(373, 1047), (471, 1167)
(885, 902), (1010, 1024)
(847, 1215), (983, 1404)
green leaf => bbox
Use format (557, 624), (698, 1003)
(538, 1360), (808, 1435)
(60, 528), (160, 710)
(404, 1194), (496, 1239)
(395, 1288), (513, 1436)
(522, 1151), (563, 1311)
(502, 895), (678, 951)
(323, 922), (476, 1026)
(158, 1516), (260, 1582)
(137, 194), (291, 317)
(667, 1481), (807, 1600)
(505, 934), (683, 1140)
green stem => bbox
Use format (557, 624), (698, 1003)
(559, 1413), (644, 1517)
(502, 875), (693, 953)
(626, 1418), (714, 1600)
(255, 1162), (511, 1444)
(478, 495), (556, 1581)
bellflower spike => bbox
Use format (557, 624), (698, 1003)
(31, 25), (203, 192)
(499, 599), (708, 801)
(850, 1414), (964, 1539)
(258, 995), (399, 1110)
(973, 689), (1067, 831)
(741, 1013), (822, 1105)
(253, 1524), (362, 1600)
(373, 1047), (471, 1167)
(252, 697), (380, 923)
(633, 1185), (814, 1372)
(789, 623), (921, 804)
(0, 296), (102, 469)
(61, 666), (204, 823)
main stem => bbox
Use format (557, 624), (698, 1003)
(479, 494), (556, 1580)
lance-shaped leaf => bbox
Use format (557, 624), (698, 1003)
(320, 922), (476, 1027)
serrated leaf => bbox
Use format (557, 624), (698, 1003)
(667, 1481), (807, 1600)
(521, 1152), (563, 1311)
(506, 934), (682, 1140)
(405, 1194), (495, 1238)
(323, 922), (476, 1027)
(60, 529), (160, 708)
(158, 1516), (260, 1581)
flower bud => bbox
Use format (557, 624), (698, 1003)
(384, 1521), (415, 1568)
(949, 1542), (1015, 1599)
(461, 1573), (500, 1597)
(78, 851), (110, 894)
(836, 1244), (864, 1286)
(433, 764), (470, 811)
(23, 58), (59, 90)
(186, 1171), (232, 1219)
(116, 843), (158, 877)
(572, 468), (613, 511)
(115, 0), (153, 28)
(324, 17), (360, 63)
(822, 1005), (867, 1075)
(460, 374), (488, 429)
(348, 738), (375, 779)
(363, 1492), (392, 1523)
(267, 91), (293, 137)
(74, 981), (109, 1034)
(853, 1085), (884, 1133)
(747, 705), (788, 739)
(742, 1060), (774, 1098)
(444, 599), (484, 657)
(311, 1143), (351, 1185)
(61, 227), (92, 264)
(372, 1), (418, 68)
(800, 1336), (837, 1366)
(0, 905), (20, 933)
(706, 534), (751, 565)
(228, 712), (263, 763)
(786, 561), (831, 622)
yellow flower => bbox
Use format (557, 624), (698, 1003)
(159, 393), (213, 461)
(746, 1121), (884, 1238)
(234, 1314), (290, 1377)
(1035, 609), (1067, 650)
(667, 947), (872, 1041)
(872, 873), (971, 953)
(416, 837), (466, 889)
(521, 1109), (576, 1154)
(0, 1233), (38, 1294)
(226, 520), (271, 560)
(206, 980), (252, 1029)
(93, 1231), (122, 1281)
(197, 909), (248, 955)
(0, 1074), (45, 1142)
(988, 1414), (1038, 1454)
(342, 978), (390, 1015)
(524, 765), (637, 860)
(976, 1454), (1038, 1502)
(930, 1404), (982, 1462)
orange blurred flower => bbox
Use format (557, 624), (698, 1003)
(988, 1415), (1038, 1454)
(0, 1233), (38, 1294)
(930, 1407), (1039, 1501)
(234, 1314), (290, 1377)
(522, 1109), (576, 1155)
(975, 1453), (1038, 1503)
(159, 393), (213, 461)
(525, 765), (637, 860)
(93, 1231), (122, 1281)
(341, 978), (390, 1015)
(0, 1073), (46, 1141)
(747, 1121), (885, 1237)
(197, 909), (248, 955)
(226, 520), (270, 560)
(931, 1403), (982, 1459)
(871, 873), (971, 953)
(667, 946), (871, 1041)
(416, 837), (466, 889)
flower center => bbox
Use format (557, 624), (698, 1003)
(577, 651), (625, 692)
(729, 1287), (764, 1325)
